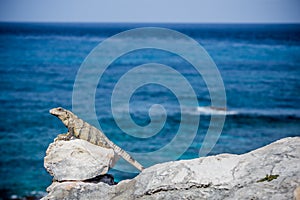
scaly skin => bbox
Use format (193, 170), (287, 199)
(50, 107), (144, 171)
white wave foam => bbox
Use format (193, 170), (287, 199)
(196, 106), (238, 115)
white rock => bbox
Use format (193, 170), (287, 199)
(42, 182), (112, 200)
(44, 139), (119, 181)
(42, 137), (300, 200)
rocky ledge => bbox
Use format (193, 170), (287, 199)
(42, 137), (300, 200)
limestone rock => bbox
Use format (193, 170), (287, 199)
(42, 182), (112, 200)
(44, 139), (119, 181)
(42, 137), (300, 199)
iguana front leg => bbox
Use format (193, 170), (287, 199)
(54, 127), (74, 141)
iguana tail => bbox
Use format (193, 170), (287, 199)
(107, 140), (144, 171)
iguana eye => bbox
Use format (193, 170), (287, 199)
(58, 108), (63, 111)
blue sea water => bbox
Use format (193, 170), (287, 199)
(0, 23), (300, 198)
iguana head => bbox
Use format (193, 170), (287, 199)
(49, 107), (72, 126)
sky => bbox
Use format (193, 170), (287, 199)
(0, 0), (299, 23)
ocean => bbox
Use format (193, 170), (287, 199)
(0, 23), (299, 199)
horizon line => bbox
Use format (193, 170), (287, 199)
(1, 21), (300, 25)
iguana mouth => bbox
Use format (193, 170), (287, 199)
(49, 108), (60, 116)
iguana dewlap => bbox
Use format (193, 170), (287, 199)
(50, 107), (144, 171)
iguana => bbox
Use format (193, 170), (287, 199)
(50, 107), (144, 171)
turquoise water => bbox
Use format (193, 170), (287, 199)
(0, 23), (300, 198)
